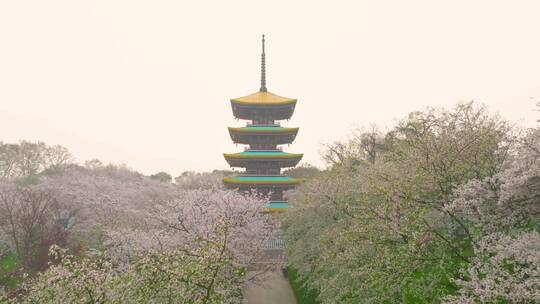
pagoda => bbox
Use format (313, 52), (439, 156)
(223, 35), (302, 212)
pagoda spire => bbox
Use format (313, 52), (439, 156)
(260, 34), (267, 92)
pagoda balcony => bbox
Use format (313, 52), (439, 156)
(229, 126), (299, 145)
(223, 151), (303, 169)
(222, 176), (302, 191)
(265, 201), (292, 213)
(247, 122), (280, 127)
(243, 147), (282, 152)
(240, 169), (281, 176)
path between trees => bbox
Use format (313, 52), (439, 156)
(244, 271), (297, 304)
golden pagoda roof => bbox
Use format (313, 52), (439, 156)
(230, 91), (297, 105)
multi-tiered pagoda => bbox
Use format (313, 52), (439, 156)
(223, 35), (302, 212)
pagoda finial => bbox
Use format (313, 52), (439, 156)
(260, 34), (267, 92)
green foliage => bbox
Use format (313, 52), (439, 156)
(0, 252), (21, 289)
(398, 244), (464, 303)
(287, 267), (319, 304)
(148, 171), (173, 183)
(284, 103), (518, 303)
(283, 163), (321, 179)
(14, 174), (41, 186)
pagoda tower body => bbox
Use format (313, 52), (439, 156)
(223, 36), (302, 212)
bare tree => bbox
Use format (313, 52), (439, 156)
(43, 145), (74, 169)
(0, 143), (19, 179)
(0, 141), (74, 180)
(0, 183), (62, 268)
(321, 126), (391, 167)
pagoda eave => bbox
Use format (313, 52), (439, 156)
(264, 201), (292, 213)
(222, 176), (303, 186)
(231, 102), (296, 121)
(227, 126), (299, 134)
(224, 157), (302, 169)
(228, 127), (299, 145)
(223, 151), (303, 159)
(230, 91), (296, 105)
(229, 134), (298, 145)
(223, 182), (299, 192)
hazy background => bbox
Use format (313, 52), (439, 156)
(0, 0), (538, 175)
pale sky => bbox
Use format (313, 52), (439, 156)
(0, 1), (538, 175)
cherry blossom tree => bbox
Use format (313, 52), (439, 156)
(1, 163), (277, 303)
(442, 128), (540, 303)
(13, 242), (247, 304)
(174, 170), (231, 190)
(284, 102), (519, 303)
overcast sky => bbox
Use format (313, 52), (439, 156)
(0, 1), (538, 175)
